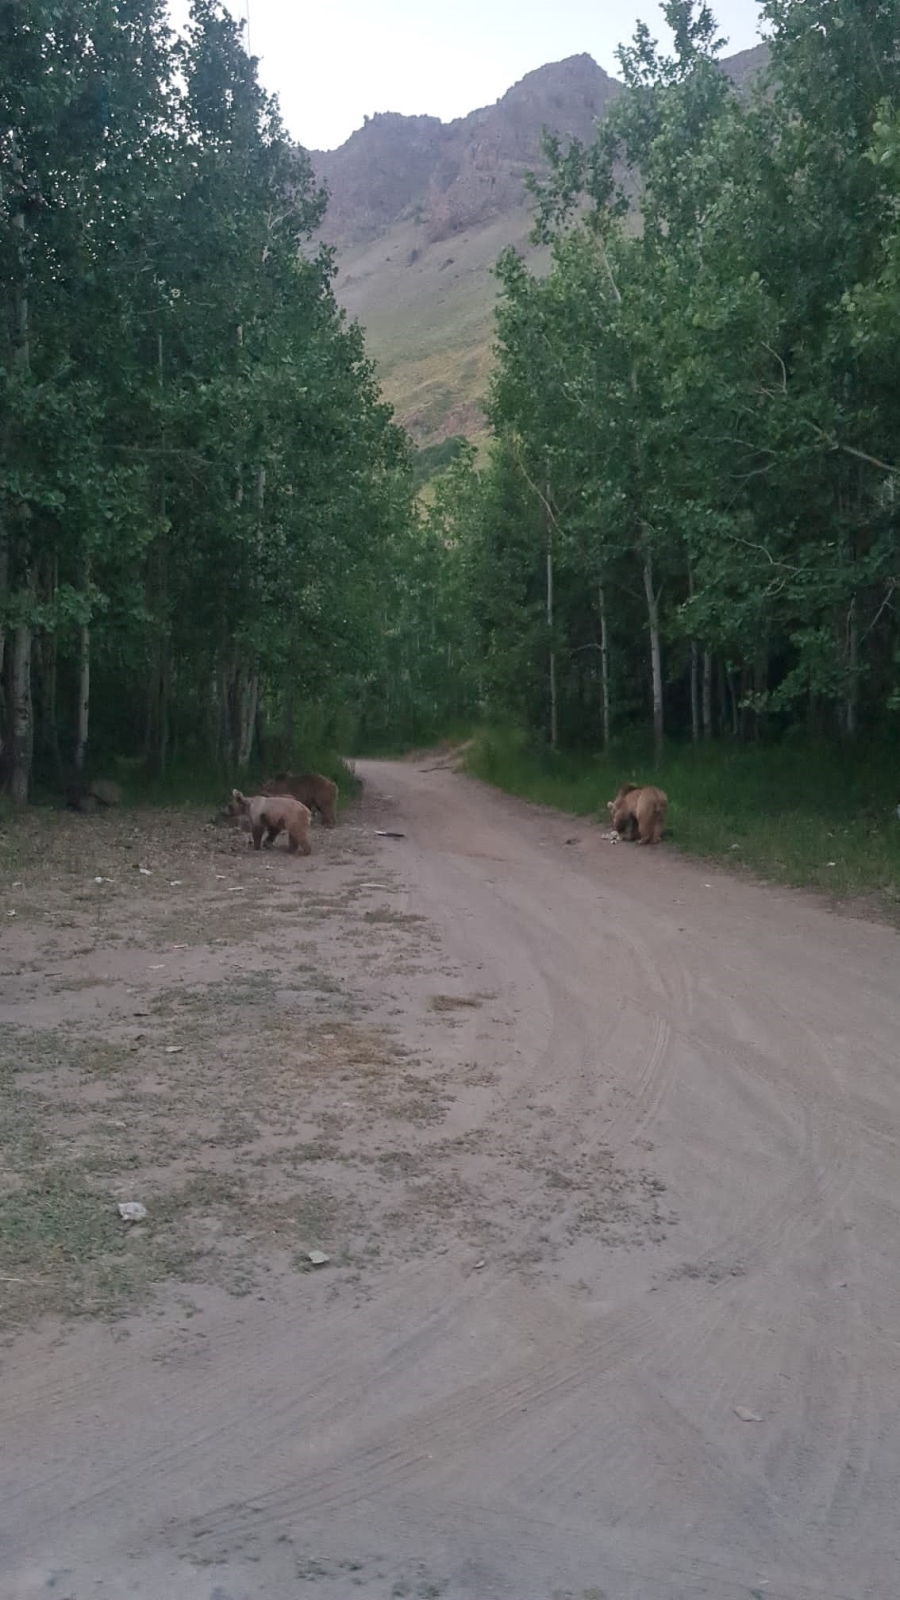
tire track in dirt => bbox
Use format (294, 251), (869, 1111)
(169, 1270), (824, 1579)
(368, 1490), (859, 1600)
(388, 773), (694, 1170)
(406, 829), (682, 1163)
(3, 759), (900, 1600)
(367, 768), (856, 1317)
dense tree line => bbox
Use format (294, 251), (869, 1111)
(1, 0), (412, 803)
(6, 0), (899, 784)
(414, 0), (900, 756)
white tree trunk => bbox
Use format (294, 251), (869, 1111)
(237, 665), (259, 769)
(690, 638), (700, 744)
(159, 643), (170, 776)
(219, 659), (235, 768)
(598, 580), (610, 749)
(11, 142), (30, 374)
(10, 610), (33, 808)
(728, 669), (740, 738)
(845, 597), (858, 737)
(5, 137), (31, 795)
(74, 621), (90, 774)
(702, 651), (713, 739)
(643, 548), (663, 761)
(208, 669), (220, 762)
(235, 464), (267, 769)
(282, 653), (296, 756)
(546, 528), (557, 749)
(0, 523), (7, 700)
(75, 555), (91, 775)
(687, 567), (699, 743)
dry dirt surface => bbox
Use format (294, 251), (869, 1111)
(1, 760), (899, 1600)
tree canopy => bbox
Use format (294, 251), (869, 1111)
(1, 0), (413, 799)
(418, 0), (900, 757)
(5, 0), (900, 789)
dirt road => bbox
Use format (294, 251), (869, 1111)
(2, 758), (899, 1600)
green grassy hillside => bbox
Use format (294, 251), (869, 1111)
(319, 46), (768, 453)
(334, 207), (549, 447)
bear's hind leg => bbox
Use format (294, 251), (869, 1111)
(637, 810), (661, 844)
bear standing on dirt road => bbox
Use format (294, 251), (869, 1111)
(607, 783), (668, 846)
(229, 790), (312, 855)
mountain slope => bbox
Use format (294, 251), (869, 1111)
(311, 46), (768, 448)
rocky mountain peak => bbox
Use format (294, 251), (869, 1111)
(311, 53), (623, 248)
(309, 44), (769, 446)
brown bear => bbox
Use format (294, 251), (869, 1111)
(262, 771), (338, 827)
(607, 783), (668, 846)
(230, 789), (312, 855)
(65, 778), (123, 812)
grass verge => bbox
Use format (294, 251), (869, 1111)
(465, 727), (900, 913)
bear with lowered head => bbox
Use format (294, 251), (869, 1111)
(607, 783), (668, 846)
(229, 789), (312, 856)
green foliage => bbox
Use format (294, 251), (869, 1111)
(130, 747), (361, 808)
(1, 0), (414, 800)
(350, 448), (484, 750)
(411, 435), (470, 491)
(451, 0), (900, 756)
(6, 0), (900, 800)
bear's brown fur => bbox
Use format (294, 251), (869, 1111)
(607, 783), (668, 846)
(65, 778), (123, 812)
(262, 771), (338, 827)
(230, 789), (312, 856)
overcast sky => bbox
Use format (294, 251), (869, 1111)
(167, 0), (765, 152)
